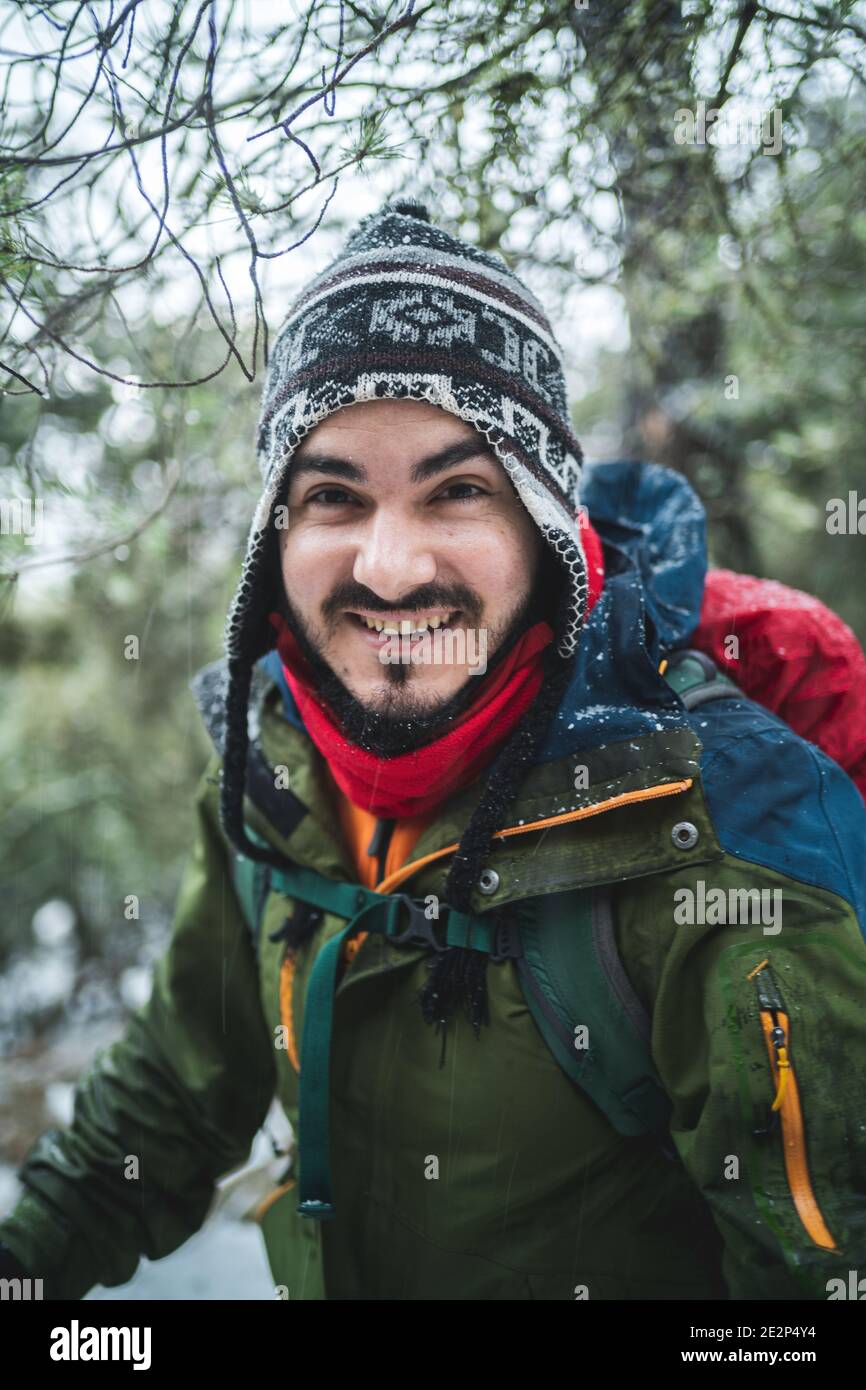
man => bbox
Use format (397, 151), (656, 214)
(1, 199), (865, 1301)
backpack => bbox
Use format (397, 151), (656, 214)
(230, 647), (740, 1219)
(695, 569), (866, 803)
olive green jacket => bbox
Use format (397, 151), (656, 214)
(2, 673), (865, 1300)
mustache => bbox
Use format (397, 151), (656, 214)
(321, 580), (483, 624)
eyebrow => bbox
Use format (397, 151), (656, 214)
(290, 437), (497, 486)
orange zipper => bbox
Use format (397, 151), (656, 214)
(277, 777), (694, 1073)
(747, 959), (837, 1252)
(254, 1178), (296, 1223)
(279, 950), (302, 1074)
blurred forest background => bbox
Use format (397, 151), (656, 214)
(0, 0), (864, 1157)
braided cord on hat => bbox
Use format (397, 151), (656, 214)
(417, 578), (574, 1055)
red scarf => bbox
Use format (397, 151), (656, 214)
(268, 512), (605, 819)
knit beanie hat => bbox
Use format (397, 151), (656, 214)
(226, 197), (588, 665)
(219, 197), (591, 1046)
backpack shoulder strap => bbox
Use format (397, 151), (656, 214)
(514, 887), (675, 1152)
(662, 647), (742, 710)
(230, 851), (272, 947)
(511, 648), (740, 1140)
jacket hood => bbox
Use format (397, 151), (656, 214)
(582, 458), (707, 649)
(538, 458), (707, 763)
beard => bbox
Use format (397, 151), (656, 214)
(271, 548), (564, 759)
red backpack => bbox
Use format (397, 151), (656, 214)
(691, 569), (866, 804)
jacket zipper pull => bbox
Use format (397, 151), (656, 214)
(366, 817), (395, 887)
(750, 959), (790, 1119)
(768, 1023), (791, 1109)
(748, 959), (782, 1137)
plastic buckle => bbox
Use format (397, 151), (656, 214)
(489, 916), (522, 963)
(387, 894), (449, 951)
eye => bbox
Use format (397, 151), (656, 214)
(306, 486), (359, 506)
(435, 481), (488, 503)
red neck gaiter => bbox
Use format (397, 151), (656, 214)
(269, 512), (605, 820)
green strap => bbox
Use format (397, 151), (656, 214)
(295, 927), (349, 1219)
(516, 890), (673, 1143)
(273, 865), (490, 950)
(295, 893), (392, 1218)
(264, 858), (500, 1218)
(230, 852), (267, 941)
(445, 909), (496, 951)
(271, 863), (380, 922)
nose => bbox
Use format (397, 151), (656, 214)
(351, 506), (437, 598)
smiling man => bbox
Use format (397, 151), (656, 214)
(275, 399), (546, 715)
(2, 199), (866, 1303)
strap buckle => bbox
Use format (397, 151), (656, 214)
(489, 916), (522, 963)
(387, 894), (449, 951)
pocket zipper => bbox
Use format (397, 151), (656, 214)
(254, 1178), (297, 1224)
(279, 945), (302, 1075)
(747, 958), (837, 1252)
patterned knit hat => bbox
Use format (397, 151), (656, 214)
(226, 197), (589, 665)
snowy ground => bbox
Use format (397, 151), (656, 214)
(85, 1216), (276, 1301)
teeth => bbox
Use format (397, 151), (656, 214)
(357, 613), (454, 634)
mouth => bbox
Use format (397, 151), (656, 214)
(344, 608), (463, 644)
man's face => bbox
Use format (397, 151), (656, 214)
(277, 398), (544, 719)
